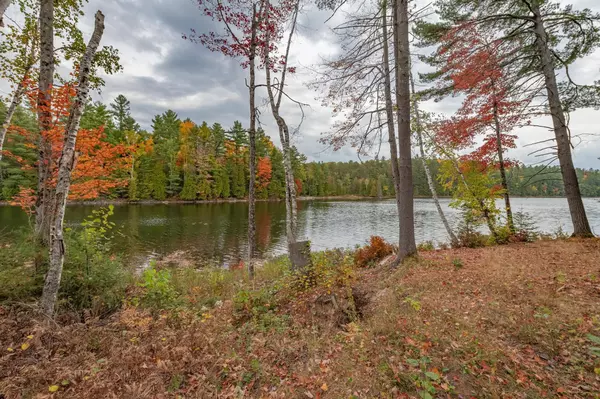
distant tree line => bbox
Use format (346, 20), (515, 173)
(1, 96), (599, 203)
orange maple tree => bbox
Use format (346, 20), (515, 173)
(256, 156), (272, 189)
(6, 79), (132, 207)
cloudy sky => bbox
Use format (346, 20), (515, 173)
(3, 0), (600, 168)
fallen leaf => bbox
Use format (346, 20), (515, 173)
(321, 383), (328, 391)
(49, 385), (59, 392)
(21, 342), (30, 351)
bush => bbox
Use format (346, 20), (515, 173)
(233, 288), (288, 331)
(0, 229), (44, 301)
(138, 266), (180, 309)
(417, 241), (435, 252)
(456, 210), (488, 248)
(60, 206), (130, 316)
(354, 236), (394, 267)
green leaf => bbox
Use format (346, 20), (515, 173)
(407, 358), (420, 367)
(587, 334), (600, 345)
(425, 371), (440, 381)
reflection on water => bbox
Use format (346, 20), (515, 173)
(1, 198), (599, 267)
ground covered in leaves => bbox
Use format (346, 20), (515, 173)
(1, 238), (599, 398)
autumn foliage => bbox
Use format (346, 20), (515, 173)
(5, 80), (131, 206)
(354, 235), (394, 267)
(435, 23), (528, 168)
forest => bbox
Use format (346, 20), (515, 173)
(2, 98), (600, 203)
(1, 0), (600, 397)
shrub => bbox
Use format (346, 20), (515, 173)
(233, 288), (288, 331)
(354, 236), (394, 267)
(138, 265), (180, 309)
(417, 241), (435, 252)
(0, 229), (44, 301)
(456, 210), (488, 248)
(60, 206), (130, 316)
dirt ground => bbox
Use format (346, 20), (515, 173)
(1, 238), (599, 398)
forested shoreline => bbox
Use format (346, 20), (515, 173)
(2, 98), (600, 204)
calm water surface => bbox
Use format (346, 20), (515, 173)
(1, 198), (599, 267)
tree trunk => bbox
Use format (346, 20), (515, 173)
(40, 11), (105, 317)
(409, 71), (458, 247)
(35, 0), (55, 246)
(0, 79), (27, 163)
(381, 0), (404, 261)
(491, 95), (514, 232)
(246, 4), (258, 278)
(532, 4), (592, 237)
(263, 0), (300, 263)
(393, 0), (417, 261)
(0, 0), (10, 27)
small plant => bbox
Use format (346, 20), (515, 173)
(354, 236), (394, 267)
(452, 258), (463, 269)
(534, 306), (552, 319)
(553, 225), (570, 240)
(456, 209), (488, 248)
(138, 265), (180, 309)
(417, 241), (435, 252)
(403, 297), (422, 311)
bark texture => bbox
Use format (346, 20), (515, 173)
(532, 3), (592, 237)
(246, 4), (259, 278)
(264, 0), (300, 264)
(393, 0), (417, 261)
(409, 71), (458, 247)
(35, 0), (55, 245)
(381, 0), (404, 257)
(0, 0), (10, 27)
(40, 11), (105, 317)
(491, 94), (514, 232)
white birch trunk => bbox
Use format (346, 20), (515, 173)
(409, 71), (458, 247)
(35, 0), (54, 245)
(263, 0), (301, 263)
(40, 11), (105, 317)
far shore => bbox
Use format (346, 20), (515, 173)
(1, 194), (599, 207)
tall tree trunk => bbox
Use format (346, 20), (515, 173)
(40, 10), (105, 317)
(0, 0), (10, 27)
(409, 71), (458, 247)
(0, 79), (27, 163)
(263, 0), (299, 259)
(381, 0), (404, 260)
(246, 4), (258, 278)
(532, 3), (592, 237)
(35, 0), (55, 246)
(393, 0), (416, 261)
(491, 94), (514, 232)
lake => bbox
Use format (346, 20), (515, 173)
(1, 198), (599, 267)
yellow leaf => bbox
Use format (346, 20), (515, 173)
(21, 343), (30, 350)
(49, 385), (59, 392)
(7, 347), (14, 352)
(27, 335), (34, 339)
(321, 383), (328, 391)
(595, 367), (600, 375)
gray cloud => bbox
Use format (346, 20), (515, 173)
(38, 0), (600, 167)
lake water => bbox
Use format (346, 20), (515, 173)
(1, 198), (599, 267)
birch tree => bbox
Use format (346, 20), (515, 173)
(40, 10), (106, 317)
(263, 0), (304, 258)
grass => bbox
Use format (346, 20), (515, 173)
(1, 238), (599, 398)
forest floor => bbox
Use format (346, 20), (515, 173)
(1, 238), (600, 398)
